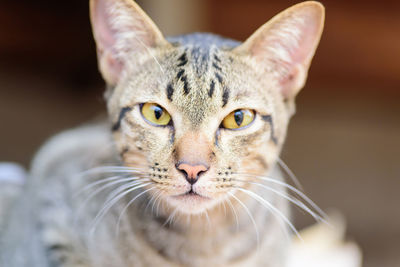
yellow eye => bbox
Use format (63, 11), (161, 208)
(141, 103), (171, 126)
(222, 109), (255, 129)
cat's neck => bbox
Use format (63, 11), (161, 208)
(130, 178), (290, 266)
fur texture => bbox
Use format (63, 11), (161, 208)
(0, 1), (324, 266)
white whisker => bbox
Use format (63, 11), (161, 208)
(151, 191), (164, 216)
(144, 189), (160, 213)
(226, 197), (239, 231)
(277, 157), (303, 190)
(235, 173), (327, 220)
(163, 207), (179, 228)
(233, 179), (325, 223)
(104, 179), (150, 203)
(79, 165), (147, 176)
(116, 187), (155, 236)
(228, 192), (260, 248)
(89, 182), (151, 237)
(132, 35), (165, 74)
(77, 175), (146, 197)
(236, 187), (302, 241)
(204, 210), (211, 228)
(156, 192), (164, 217)
(74, 177), (148, 225)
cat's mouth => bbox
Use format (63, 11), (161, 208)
(174, 188), (210, 200)
(168, 187), (215, 214)
(186, 188), (198, 196)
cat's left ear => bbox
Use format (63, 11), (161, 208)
(90, 0), (170, 85)
(234, 1), (324, 99)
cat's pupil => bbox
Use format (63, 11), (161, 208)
(234, 110), (244, 126)
(154, 106), (163, 120)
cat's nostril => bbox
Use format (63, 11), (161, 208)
(176, 163), (209, 185)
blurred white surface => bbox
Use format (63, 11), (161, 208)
(0, 162), (26, 184)
(288, 214), (362, 267)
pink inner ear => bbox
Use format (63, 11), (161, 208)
(278, 18), (320, 97)
(94, 0), (117, 51)
(249, 7), (323, 98)
(90, 0), (169, 85)
(103, 51), (123, 85)
(91, 0), (128, 85)
(279, 65), (302, 98)
(288, 14), (321, 67)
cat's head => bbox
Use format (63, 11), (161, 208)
(90, 0), (324, 214)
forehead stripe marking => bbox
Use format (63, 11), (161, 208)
(212, 62), (222, 72)
(177, 69), (184, 79)
(181, 75), (190, 95)
(166, 83), (174, 101)
(261, 115), (278, 144)
(208, 80), (215, 97)
(177, 53), (188, 67)
(222, 87), (230, 107)
(112, 106), (132, 131)
(215, 72), (223, 84)
(176, 69), (190, 95)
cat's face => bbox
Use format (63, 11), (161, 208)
(107, 43), (289, 213)
(90, 0), (324, 214)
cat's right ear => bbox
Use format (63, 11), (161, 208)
(234, 1), (324, 100)
(90, 0), (170, 85)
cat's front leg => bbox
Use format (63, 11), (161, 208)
(45, 242), (90, 267)
(40, 208), (91, 267)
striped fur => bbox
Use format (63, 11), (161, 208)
(0, 1), (324, 266)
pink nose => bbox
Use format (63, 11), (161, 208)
(176, 163), (209, 185)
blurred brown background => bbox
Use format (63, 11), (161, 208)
(0, 0), (399, 266)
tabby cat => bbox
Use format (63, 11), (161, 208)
(0, 0), (325, 266)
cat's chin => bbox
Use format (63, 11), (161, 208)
(167, 192), (216, 214)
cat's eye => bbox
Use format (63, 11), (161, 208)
(222, 109), (255, 130)
(141, 103), (171, 126)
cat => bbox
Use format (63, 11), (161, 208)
(0, 0), (325, 266)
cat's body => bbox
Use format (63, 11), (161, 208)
(0, 1), (325, 266)
(1, 123), (288, 267)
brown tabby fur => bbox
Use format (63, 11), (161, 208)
(0, 1), (324, 266)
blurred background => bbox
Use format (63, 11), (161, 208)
(0, 0), (399, 265)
